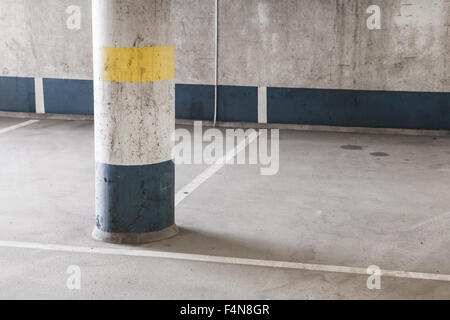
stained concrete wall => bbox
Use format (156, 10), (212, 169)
(0, 0), (449, 129)
(217, 0), (450, 92)
(174, 0), (215, 85)
(1, 0), (448, 92)
(0, 0), (92, 80)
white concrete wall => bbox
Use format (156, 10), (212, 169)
(217, 0), (450, 92)
(0, 0), (449, 92)
(0, 0), (92, 80)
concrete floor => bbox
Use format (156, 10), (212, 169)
(0, 117), (449, 299)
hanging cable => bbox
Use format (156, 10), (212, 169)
(213, 0), (218, 127)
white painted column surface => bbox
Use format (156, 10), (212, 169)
(92, 0), (178, 244)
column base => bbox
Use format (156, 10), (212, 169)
(92, 225), (179, 245)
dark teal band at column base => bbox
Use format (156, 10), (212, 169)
(95, 160), (176, 241)
(92, 225), (178, 245)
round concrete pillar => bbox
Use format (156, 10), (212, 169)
(92, 0), (178, 244)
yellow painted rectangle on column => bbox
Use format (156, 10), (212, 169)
(102, 46), (175, 82)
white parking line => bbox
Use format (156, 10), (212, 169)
(0, 120), (39, 135)
(175, 131), (260, 206)
(1, 120), (448, 284)
(405, 212), (450, 232)
(0, 239), (449, 282)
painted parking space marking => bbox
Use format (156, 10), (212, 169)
(405, 212), (450, 232)
(0, 120), (39, 135)
(0, 240), (449, 282)
(175, 131), (261, 206)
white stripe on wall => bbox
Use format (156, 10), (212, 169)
(34, 77), (45, 114)
(258, 86), (267, 124)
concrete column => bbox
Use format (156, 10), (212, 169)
(92, 0), (178, 244)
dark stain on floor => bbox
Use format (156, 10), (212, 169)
(341, 145), (364, 151)
(371, 152), (390, 157)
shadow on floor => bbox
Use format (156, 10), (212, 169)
(137, 227), (315, 263)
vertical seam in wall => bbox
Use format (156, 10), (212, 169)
(258, 86), (267, 124)
(34, 77), (45, 114)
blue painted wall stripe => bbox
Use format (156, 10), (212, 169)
(0, 76), (35, 113)
(217, 85), (258, 123)
(267, 87), (450, 130)
(43, 78), (94, 115)
(1, 76), (449, 130)
(175, 84), (215, 121)
(175, 84), (258, 123)
(95, 161), (175, 234)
